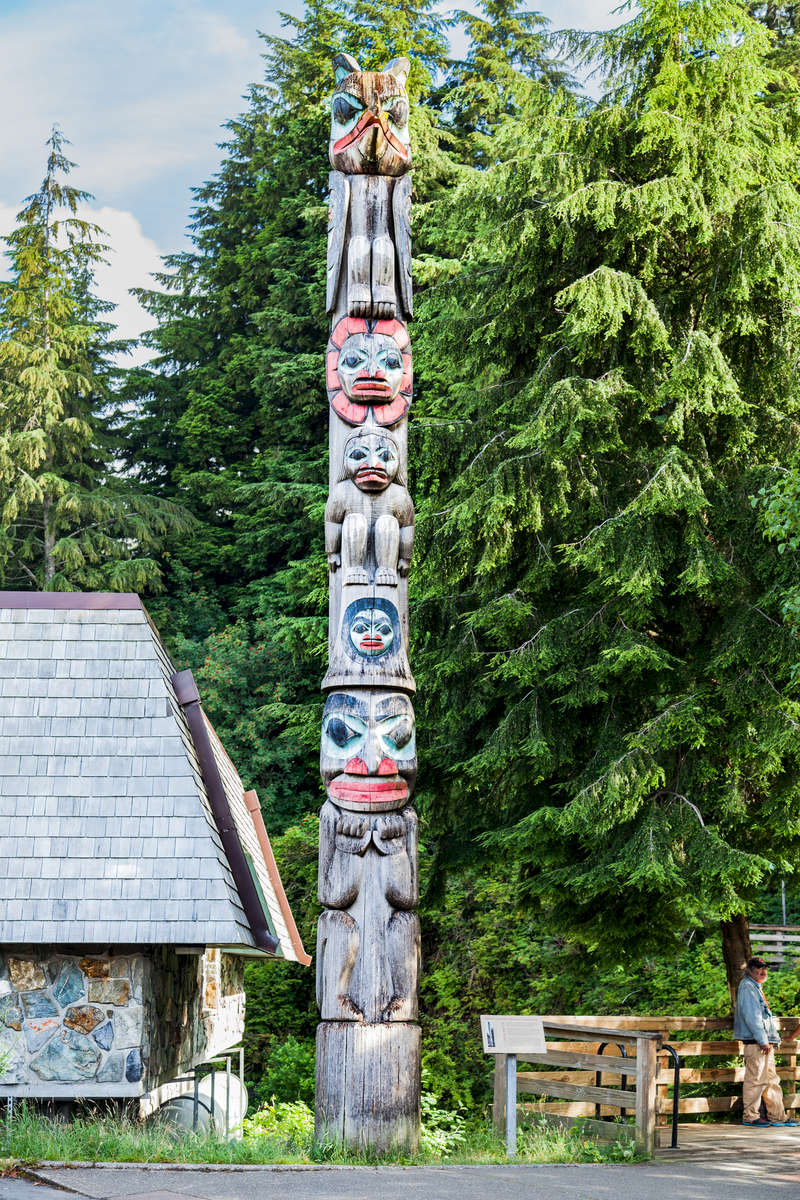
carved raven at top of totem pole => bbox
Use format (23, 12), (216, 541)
(326, 53), (413, 322)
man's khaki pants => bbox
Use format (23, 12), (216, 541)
(743, 1044), (787, 1123)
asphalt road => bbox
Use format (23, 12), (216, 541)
(0, 1156), (795, 1200)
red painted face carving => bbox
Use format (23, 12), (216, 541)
(321, 691), (416, 812)
(327, 317), (412, 426)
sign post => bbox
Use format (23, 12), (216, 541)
(481, 1015), (547, 1157)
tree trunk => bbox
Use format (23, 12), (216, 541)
(721, 914), (752, 1010)
(43, 500), (56, 587)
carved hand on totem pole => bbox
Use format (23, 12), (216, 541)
(317, 799), (419, 1022)
(321, 690), (416, 812)
(327, 54), (412, 320)
(326, 429), (414, 586)
(317, 45), (419, 1151)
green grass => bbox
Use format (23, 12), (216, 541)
(0, 1105), (642, 1166)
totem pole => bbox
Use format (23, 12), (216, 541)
(315, 52), (420, 1152)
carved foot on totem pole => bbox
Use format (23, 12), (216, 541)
(343, 568), (369, 585)
(315, 1022), (421, 1153)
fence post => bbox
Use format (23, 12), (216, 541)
(635, 1035), (658, 1156)
(505, 1053), (517, 1156)
(493, 1053), (507, 1135)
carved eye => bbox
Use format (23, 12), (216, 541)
(382, 351), (402, 370)
(352, 620), (370, 635)
(348, 447), (368, 461)
(332, 94), (362, 125)
(326, 717), (361, 748)
(386, 98), (408, 127)
(376, 621), (392, 638)
(342, 350), (364, 368)
(382, 716), (414, 752)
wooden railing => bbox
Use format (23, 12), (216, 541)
(751, 923), (800, 965)
(492, 1015), (800, 1151)
(492, 1019), (661, 1154)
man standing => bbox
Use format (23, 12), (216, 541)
(734, 956), (799, 1127)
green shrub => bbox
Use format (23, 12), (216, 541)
(419, 1086), (468, 1155)
(252, 1036), (316, 1108)
(242, 1099), (314, 1150)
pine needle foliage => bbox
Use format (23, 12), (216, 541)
(411, 0), (800, 955)
(123, 0), (559, 827)
(0, 128), (187, 591)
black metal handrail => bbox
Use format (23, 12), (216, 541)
(660, 1043), (681, 1148)
(595, 1041), (629, 1120)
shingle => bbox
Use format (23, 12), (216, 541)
(0, 602), (275, 953)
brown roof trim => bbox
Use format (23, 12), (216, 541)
(172, 668), (279, 957)
(0, 591), (142, 610)
(244, 790), (312, 966)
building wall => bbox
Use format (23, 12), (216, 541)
(0, 947), (245, 1098)
(143, 947), (245, 1089)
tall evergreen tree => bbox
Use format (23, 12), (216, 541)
(0, 129), (186, 591)
(412, 0), (800, 996)
(121, 0), (455, 828)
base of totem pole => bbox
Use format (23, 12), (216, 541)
(315, 1021), (420, 1152)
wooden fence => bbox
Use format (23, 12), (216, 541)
(751, 923), (800, 965)
(492, 1015), (800, 1151)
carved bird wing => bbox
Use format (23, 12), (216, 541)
(327, 170), (350, 315)
(392, 174), (413, 319)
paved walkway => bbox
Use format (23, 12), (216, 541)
(1, 1151), (796, 1200)
(1, 1126), (798, 1200)
(659, 1120), (800, 1160)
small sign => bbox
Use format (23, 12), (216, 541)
(481, 1014), (546, 1055)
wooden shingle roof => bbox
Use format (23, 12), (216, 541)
(0, 593), (309, 964)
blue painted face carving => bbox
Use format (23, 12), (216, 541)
(349, 607), (394, 657)
(320, 690), (417, 811)
(342, 597), (400, 662)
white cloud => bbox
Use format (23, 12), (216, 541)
(544, 0), (631, 32)
(90, 207), (165, 364)
(0, 0), (296, 245)
(0, 202), (166, 367)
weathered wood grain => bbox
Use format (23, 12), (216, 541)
(542, 1021), (661, 1044)
(634, 1036), (658, 1155)
(656, 1065), (800, 1085)
(659, 1039), (800, 1055)
(516, 1077), (633, 1106)
(315, 1022), (420, 1152)
(317, 802), (419, 1022)
(318, 52), (419, 1152)
(537, 1113), (633, 1142)
(517, 1050), (638, 1073)
(539, 1016), (730, 1031)
(326, 173), (413, 322)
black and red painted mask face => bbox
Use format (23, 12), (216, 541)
(343, 431), (400, 492)
(321, 690), (416, 812)
(328, 57), (411, 176)
(327, 317), (412, 426)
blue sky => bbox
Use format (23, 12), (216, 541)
(0, 0), (622, 349)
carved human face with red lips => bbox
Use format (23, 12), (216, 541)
(338, 332), (403, 403)
(327, 317), (412, 426)
(344, 431), (400, 492)
(321, 690), (416, 812)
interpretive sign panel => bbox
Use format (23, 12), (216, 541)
(481, 1015), (546, 1055)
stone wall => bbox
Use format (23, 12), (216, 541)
(143, 947), (245, 1090)
(0, 948), (245, 1097)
